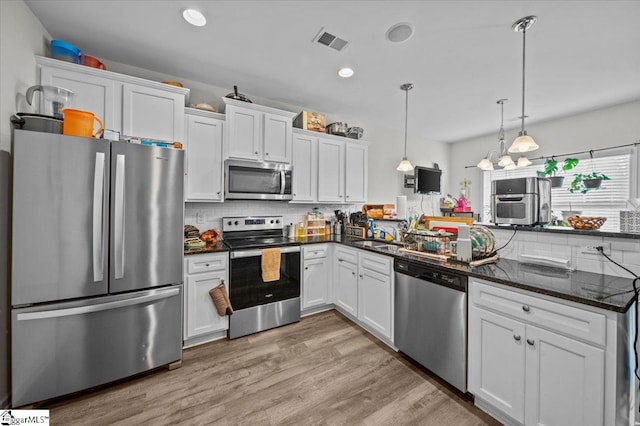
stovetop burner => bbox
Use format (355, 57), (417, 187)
(222, 216), (298, 250)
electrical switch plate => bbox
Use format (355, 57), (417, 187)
(581, 242), (611, 255)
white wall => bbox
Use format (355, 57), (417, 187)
(0, 0), (52, 408)
(0, 0), (51, 153)
(449, 100), (640, 219)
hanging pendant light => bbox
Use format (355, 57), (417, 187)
(396, 83), (414, 172)
(516, 156), (532, 167)
(496, 99), (515, 168)
(509, 16), (539, 154)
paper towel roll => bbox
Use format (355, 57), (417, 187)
(396, 195), (407, 220)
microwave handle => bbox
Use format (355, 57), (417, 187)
(280, 170), (286, 195)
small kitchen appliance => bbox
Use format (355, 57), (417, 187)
(491, 177), (551, 225)
(26, 84), (75, 119)
(224, 159), (293, 200)
(223, 216), (301, 339)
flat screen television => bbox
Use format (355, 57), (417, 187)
(414, 166), (442, 194)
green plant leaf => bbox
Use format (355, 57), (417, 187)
(562, 158), (579, 171)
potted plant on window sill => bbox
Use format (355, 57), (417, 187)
(537, 157), (579, 188)
(569, 172), (610, 194)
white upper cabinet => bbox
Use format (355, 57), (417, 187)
(291, 133), (317, 202)
(184, 109), (224, 202)
(263, 112), (292, 163)
(317, 138), (345, 203)
(36, 56), (188, 142)
(122, 83), (185, 142)
(223, 98), (296, 164)
(345, 143), (368, 203)
(39, 62), (118, 132)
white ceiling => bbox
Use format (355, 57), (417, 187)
(24, 0), (640, 143)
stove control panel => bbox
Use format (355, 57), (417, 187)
(222, 216), (283, 232)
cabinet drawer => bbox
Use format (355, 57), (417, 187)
(186, 253), (228, 274)
(470, 280), (606, 346)
(335, 246), (358, 264)
(358, 251), (392, 276)
(304, 244), (329, 260)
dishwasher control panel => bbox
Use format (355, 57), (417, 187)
(395, 259), (467, 292)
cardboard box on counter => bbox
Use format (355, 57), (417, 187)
(620, 211), (640, 233)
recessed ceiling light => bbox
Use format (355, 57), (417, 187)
(386, 22), (414, 43)
(338, 67), (354, 78)
(182, 8), (206, 27)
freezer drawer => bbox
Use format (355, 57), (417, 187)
(11, 286), (182, 407)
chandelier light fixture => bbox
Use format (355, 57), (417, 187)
(508, 15), (539, 154)
(477, 99), (516, 171)
(396, 83), (414, 172)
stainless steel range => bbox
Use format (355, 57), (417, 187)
(223, 216), (301, 339)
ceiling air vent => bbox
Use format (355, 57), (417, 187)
(314, 28), (349, 52)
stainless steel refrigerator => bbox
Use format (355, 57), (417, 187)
(10, 130), (184, 407)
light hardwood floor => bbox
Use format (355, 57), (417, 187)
(45, 310), (499, 425)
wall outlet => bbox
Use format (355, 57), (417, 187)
(581, 243), (611, 255)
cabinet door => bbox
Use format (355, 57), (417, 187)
(122, 83), (185, 142)
(334, 260), (358, 316)
(345, 143), (368, 203)
(185, 114), (223, 202)
(185, 271), (228, 339)
(263, 112), (292, 163)
(357, 267), (392, 339)
(524, 325), (605, 426)
(40, 66), (118, 131)
(317, 138), (344, 203)
(291, 134), (317, 202)
(302, 258), (330, 309)
(468, 306), (526, 423)
(226, 106), (261, 160)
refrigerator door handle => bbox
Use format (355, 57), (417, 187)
(15, 287), (180, 321)
(114, 154), (125, 279)
(92, 152), (105, 282)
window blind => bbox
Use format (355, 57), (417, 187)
(482, 153), (632, 232)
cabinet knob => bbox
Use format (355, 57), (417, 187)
(265, 152), (269, 156)
(346, 195), (350, 198)
(522, 305), (530, 312)
(217, 191), (221, 195)
(513, 335), (521, 342)
(526, 339), (535, 346)
(304, 266), (308, 270)
(338, 259), (344, 262)
(352, 272), (356, 276)
(359, 274), (363, 278)
(255, 151), (259, 155)
(293, 193), (297, 196)
(205, 263), (210, 267)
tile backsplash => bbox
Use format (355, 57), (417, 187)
(491, 228), (640, 278)
(185, 201), (360, 234)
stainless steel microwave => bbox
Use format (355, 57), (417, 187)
(224, 159), (293, 200)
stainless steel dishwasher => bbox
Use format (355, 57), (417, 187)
(394, 258), (468, 393)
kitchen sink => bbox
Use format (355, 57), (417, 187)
(352, 240), (402, 253)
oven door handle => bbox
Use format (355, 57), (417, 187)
(280, 170), (286, 195)
(231, 246), (300, 259)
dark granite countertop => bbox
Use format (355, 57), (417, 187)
(184, 241), (229, 256)
(293, 235), (637, 313)
(484, 223), (640, 240)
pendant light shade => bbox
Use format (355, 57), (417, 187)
(477, 157), (494, 171)
(509, 16), (539, 154)
(516, 156), (532, 167)
(498, 154), (515, 168)
(397, 83), (414, 172)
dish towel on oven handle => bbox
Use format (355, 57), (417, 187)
(209, 280), (233, 316)
(261, 248), (281, 282)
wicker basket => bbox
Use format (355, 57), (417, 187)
(567, 216), (607, 230)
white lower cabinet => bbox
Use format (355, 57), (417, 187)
(469, 278), (607, 426)
(357, 252), (392, 340)
(333, 246), (359, 316)
(184, 252), (229, 345)
(333, 245), (394, 343)
(302, 245), (331, 311)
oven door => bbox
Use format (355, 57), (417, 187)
(225, 159), (293, 200)
(229, 246), (300, 310)
(492, 194), (538, 225)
